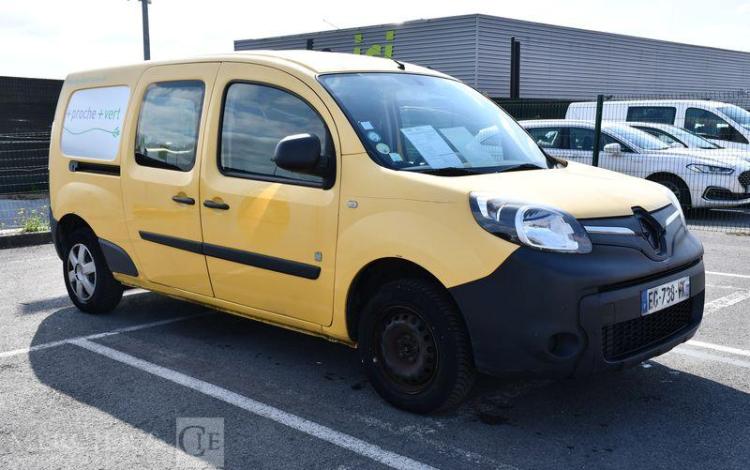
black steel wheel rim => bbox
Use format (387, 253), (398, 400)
(374, 306), (438, 394)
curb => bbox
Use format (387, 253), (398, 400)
(0, 231), (52, 249)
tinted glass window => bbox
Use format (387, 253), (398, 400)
(220, 83), (331, 185)
(718, 105), (750, 130)
(527, 127), (563, 149)
(626, 106), (677, 124)
(569, 128), (596, 151)
(568, 128), (633, 153)
(685, 108), (748, 143)
(135, 81), (205, 171)
(635, 127), (684, 147)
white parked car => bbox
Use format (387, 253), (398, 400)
(566, 100), (750, 151)
(626, 121), (750, 163)
(521, 119), (750, 208)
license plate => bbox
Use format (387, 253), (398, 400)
(641, 277), (691, 316)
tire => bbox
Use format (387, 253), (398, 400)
(653, 175), (692, 208)
(63, 228), (123, 314)
(357, 278), (476, 414)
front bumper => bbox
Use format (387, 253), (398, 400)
(450, 215), (704, 378)
(700, 187), (750, 206)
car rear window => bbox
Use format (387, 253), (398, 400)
(626, 106), (677, 125)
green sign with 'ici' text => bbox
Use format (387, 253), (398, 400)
(353, 30), (396, 58)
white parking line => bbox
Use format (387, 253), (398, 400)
(0, 314), (209, 359)
(703, 289), (750, 315)
(706, 270), (750, 280)
(70, 337), (437, 470)
(673, 348), (750, 369)
(686, 340), (750, 358)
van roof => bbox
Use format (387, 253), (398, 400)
(64, 50), (450, 81)
(568, 99), (732, 108)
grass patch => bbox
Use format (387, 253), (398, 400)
(15, 207), (50, 233)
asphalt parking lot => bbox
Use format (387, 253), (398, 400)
(1, 230), (748, 470)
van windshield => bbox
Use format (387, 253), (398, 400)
(718, 105), (750, 131)
(319, 73), (550, 174)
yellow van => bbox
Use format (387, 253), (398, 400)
(49, 51), (705, 413)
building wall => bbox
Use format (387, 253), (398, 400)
(476, 15), (750, 100)
(235, 14), (750, 101)
(234, 15), (481, 87)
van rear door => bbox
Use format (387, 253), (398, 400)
(120, 63), (220, 296)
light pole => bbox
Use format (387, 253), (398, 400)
(135, 0), (151, 60)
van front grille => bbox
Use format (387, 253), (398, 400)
(602, 300), (692, 361)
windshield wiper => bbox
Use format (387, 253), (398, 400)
(408, 166), (483, 176)
(495, 163), (546, 173)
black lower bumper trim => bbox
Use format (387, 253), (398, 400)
(449, 229), (705, 378)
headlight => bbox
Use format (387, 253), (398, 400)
(686, 163), (734, 175)
(470, 193), (592, 254)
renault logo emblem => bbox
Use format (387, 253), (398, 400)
(633, 208), (665, 252)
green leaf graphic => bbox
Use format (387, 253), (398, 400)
(63, 126), (120, 138)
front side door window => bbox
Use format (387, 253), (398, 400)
(685, 108), (748, 143)
(219, 82), (333, 186)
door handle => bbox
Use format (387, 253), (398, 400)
(171, 195), (196, 205)
(203, 199), (230, 210)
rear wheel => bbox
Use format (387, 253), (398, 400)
(63, 228), (123, 314)
(358, 279), (475, 414)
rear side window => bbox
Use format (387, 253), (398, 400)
(219, 82), (332, 186)
(568, 128), (632, 153)
(634, 127), (683, 147)
(61, 86), (130, 160)
(685, 108), (749, 144)
(527, 127), (563, 149)
(626, 106), (676, 124)
(135, 81), (205, 172)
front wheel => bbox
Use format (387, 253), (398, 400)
(63, 228), (123, 314)
(654, 176), (692, 208)
(358, 279), (476, 414)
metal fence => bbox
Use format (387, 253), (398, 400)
(0, 76), (59, 232)
(502, 92), (750, 233)
(0, 131), (50, 231)
(2, 80), (750, 234)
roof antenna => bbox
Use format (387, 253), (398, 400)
(391, 58), (405, 70)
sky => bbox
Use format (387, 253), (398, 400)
(3, 0), (750, 79)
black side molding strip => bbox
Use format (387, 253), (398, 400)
(69, 160), (121, 176)
(202, 243), (320, 280)
(138, 231), (320, 280)
(139, 231), (203, 255)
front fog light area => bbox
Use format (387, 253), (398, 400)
(470, 193), (592, 254)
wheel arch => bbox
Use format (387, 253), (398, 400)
(345, 257), (457, 342)
(646, 172), (692, 207)
(53, 213), (95, 260)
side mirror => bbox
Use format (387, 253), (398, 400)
(273, 133), (322, 174)
(603, 143), (622, 155)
